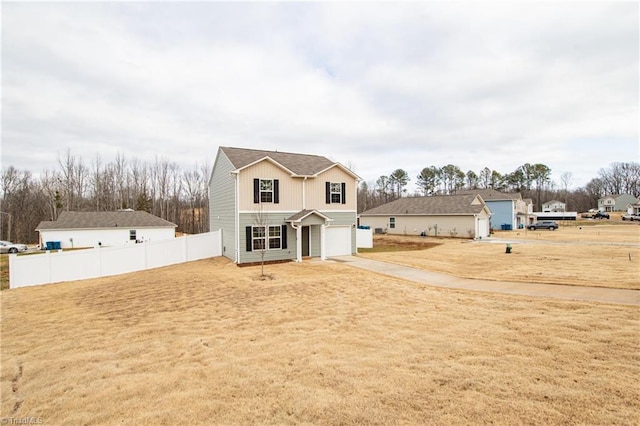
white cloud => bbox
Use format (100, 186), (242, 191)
(1, 1), (637, 192)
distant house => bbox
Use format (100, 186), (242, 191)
(598, 194), (639, 212)
(359, 194), (491, 239)
(457, 189), (532, 230)
(627, 201), (640, 215)
(208, 147), (360, 264)
(36, 210), (177, 249)
(542, 200), (566, 212)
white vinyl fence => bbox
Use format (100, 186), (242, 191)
(356, 228), (373, 248)
(9, 230), (222, 289)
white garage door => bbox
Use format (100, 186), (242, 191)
(325, 226), (352, 257)
(478, 218), (489, 238)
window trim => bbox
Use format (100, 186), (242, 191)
(325, 181), (347, 204)
(330, 182), (342, 204)
(251, 225), (282, 251)
(389, 217), (396, 229)
(260, 179), (274, 203)
(129, 230), (137, 240)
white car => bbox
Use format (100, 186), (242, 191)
(0, 240), (28, 254)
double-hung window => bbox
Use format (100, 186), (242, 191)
(260, 179), (273, 203)
(253, 178), (279, 204)
(249, 225), (284, 251)
(326, 181), (346, 204)
(268, 226), (282, 249)
(252, 226), (266, 250)
(330, 183), (342, 203)
(389, 217), (396, 229)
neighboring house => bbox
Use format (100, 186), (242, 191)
(457, 189), (532, 230)
(627, 201), (640, 215)
(598, 194), (639, 212)
(542, 200), (566, 212)
(359, 194), (491, 239)
(36, 210), (177, 249)
(208, 147), (360, 264)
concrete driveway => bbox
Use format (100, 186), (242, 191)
(330, 256), (640, 306)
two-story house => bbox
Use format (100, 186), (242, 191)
(209, 147), (360, 264)
(542, 200), (566, 212)
(598, 194), (639, 212)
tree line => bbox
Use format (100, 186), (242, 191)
(1, 150), (210, 244)
(358, 162), (640, 214)
(2, 149), (638, 245)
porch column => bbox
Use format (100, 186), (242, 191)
(296, 225), (302, 262)
(320, 224), (326, 261)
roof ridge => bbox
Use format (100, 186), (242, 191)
(222, 146), (329, 159)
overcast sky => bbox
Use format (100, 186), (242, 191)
(2, 1), (638, 192)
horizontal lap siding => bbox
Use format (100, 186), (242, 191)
(305, 167), (357, 211)
(210, 152), (237, 261)
(239, 213), (297, 264)
(238, 162), (303, 211)
(360, 215), (477, 238)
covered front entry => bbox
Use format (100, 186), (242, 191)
(302, 226), (310, 257)
(285, 209), (333, 262)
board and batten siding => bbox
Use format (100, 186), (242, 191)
(237, 162), (303, 212)
(305, 166), (357, 211)
(209, 151), (238, 262)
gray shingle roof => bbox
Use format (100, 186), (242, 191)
(456, 189), (522, 201)
(36, 211), (177, 230)
(360, 194), (486, 216)
(285, 209), (332, 222)
(221, 147), (336, 176)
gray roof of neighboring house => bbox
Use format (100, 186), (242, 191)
(36, 211), (177, 230)
(220, 146), (338, 176)
(456, 188), (522, 201)
(360, 194), (487, 216)
(598, 194), (638, 201)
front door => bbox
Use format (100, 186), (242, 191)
(302, 226), (310, 257)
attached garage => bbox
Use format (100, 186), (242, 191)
(477, 217), (489, 238)
(359, 194), (492, 239)
(325, 226), (352, 256)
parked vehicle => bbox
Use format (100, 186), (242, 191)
(0, 240), (28, 254)
(622, 214), (640, 221)
(527, 221), (559, 231)
(593, 211), (610, 219)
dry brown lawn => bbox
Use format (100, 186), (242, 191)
(1, 257), (639, 424)
(360, 224), (640, 290)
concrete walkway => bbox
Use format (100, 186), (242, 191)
(329, 256), (640, 306)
